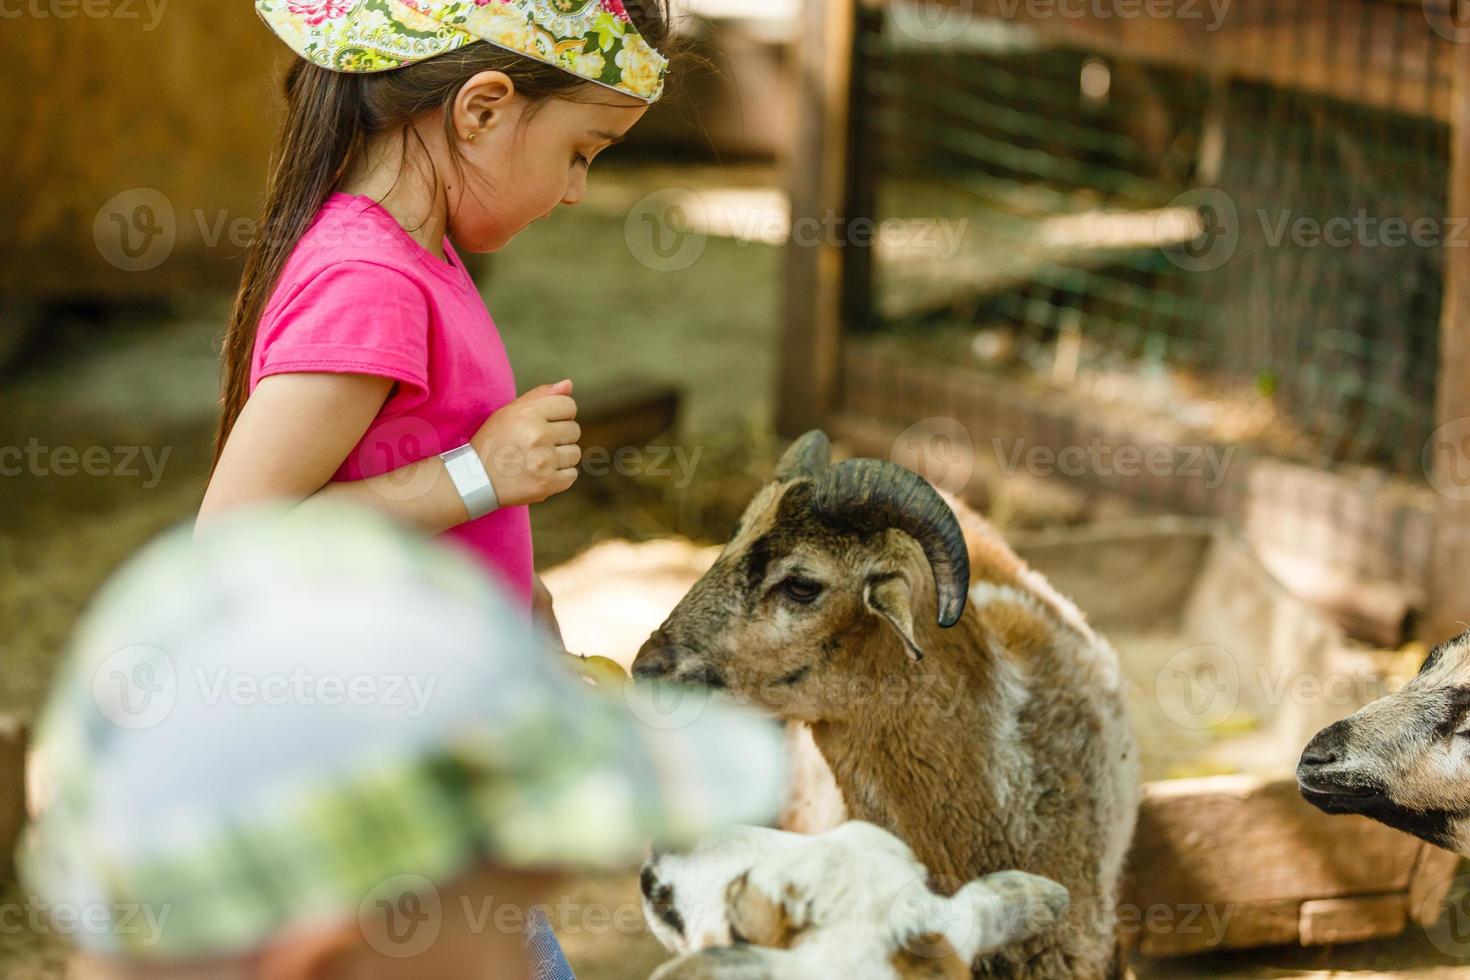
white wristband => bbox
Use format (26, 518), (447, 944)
(441, 444), (501, 520)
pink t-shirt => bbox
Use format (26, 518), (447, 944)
(250, 192), (533, 605)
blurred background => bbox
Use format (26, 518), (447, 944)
(7, 0), (1470, 976)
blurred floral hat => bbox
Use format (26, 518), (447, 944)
(256, 0), (668, 102)
(18, 505), (781, 960)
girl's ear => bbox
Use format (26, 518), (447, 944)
(453, 70), (518, 137)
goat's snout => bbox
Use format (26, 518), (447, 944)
(633, 633), (731, 689)
(633, 632), (681, 680)
(1298, 738), (1341, 769)
(1298, 720), (1350, 773)
(1297, 719), (1383, 813)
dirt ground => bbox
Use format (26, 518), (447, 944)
(3, 162), (1469, 978)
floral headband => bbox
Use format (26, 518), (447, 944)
(256, 0), (668, 103)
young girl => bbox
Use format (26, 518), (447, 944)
(199, 0), (671, 649)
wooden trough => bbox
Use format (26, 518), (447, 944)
(1010, 517), (1461, 957)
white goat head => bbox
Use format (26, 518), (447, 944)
(1299, 630), (1470, 854)
(630, 430), (971, 722)
(641, 821), (1068, 980)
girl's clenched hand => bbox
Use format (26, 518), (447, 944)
(471, 379), (581, 508)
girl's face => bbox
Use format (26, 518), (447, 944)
(446, 72), (649, 252)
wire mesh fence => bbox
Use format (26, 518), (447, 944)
(849, 0), (1453, 478)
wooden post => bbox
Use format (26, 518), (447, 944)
(1429, 33), (1470, 642)
(777, 0), (858, 437)
(0, 715), (26, 881)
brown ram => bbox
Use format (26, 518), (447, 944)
(632, 431), (1139, 979)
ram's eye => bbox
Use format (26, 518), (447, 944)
(780, 577), (824, 604)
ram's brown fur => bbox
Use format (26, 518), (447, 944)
(633, 432), (1139, 979)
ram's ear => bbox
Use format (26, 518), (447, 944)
(865, 573), (925, 663)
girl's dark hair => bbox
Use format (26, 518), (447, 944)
(212, 1), (671, 469)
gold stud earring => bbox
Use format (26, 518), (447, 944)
(467, 131), (478, 142)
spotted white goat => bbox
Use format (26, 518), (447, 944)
(641, 821), (1068, 980)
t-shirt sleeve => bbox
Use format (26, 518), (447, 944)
(256, 260), (430, 395)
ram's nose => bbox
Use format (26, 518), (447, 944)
(632, 631), (680, 679)
(1299, 719), (1349, 771)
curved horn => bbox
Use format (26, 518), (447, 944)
(774, 430), (832, 483)
(811, 458), (970, 627)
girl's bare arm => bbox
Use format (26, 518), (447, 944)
(198, 373), (469, 535)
